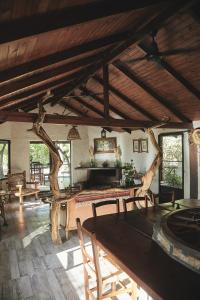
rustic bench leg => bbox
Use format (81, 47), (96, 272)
(35, 192), (39, 200)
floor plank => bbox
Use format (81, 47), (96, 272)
(0, 199), (135, 300)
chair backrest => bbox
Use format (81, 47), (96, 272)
(76, 218), (103, 297)
(123, 196), (148, 212)
(92, 199), (120, 217)
(7, 171), (26, 190)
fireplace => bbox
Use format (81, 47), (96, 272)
(82, 167), (122, 189)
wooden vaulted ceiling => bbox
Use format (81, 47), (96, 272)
(0, 0), (200, 130)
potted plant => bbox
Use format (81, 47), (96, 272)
(123, 163), (135, 187)
(102, 160), (109, 168)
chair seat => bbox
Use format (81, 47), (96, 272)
(15, 188), (39, 197)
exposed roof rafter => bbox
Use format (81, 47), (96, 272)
(93, 75), (157, 121)
(0, 0), (167, 45)
(0, 111), (192, 129)
(139, 43), (200, 101)
(51, 0), (195, 106)
(113, 60), (191, 122)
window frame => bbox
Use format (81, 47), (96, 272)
(0, 139), (11, 179)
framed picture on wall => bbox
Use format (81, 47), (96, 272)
(94, 137), (117, 153)
(133, 139), (140, 152)
(140, 139), (148, 152)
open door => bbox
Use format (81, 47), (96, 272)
(159, 133), (184, 202)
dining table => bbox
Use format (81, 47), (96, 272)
(83, 199), (200, 300)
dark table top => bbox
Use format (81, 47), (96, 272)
(83, 199), (200, 300)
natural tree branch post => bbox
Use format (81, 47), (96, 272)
(31, 100), (63, 244)
(136, 128), (162, 198)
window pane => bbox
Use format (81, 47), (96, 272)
(56, 142), (71, 189)
(160, 135), (183, 189)
(0, 141), (10, 179)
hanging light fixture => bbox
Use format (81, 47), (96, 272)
(67, 126), (81, 140)
(101, 128), (106, 139)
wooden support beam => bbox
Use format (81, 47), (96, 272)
(113, 60), (191, 122)
(103, 64), (110, 118)
(79, 86), (130, 119)
(0, 33), (131, 86)
(0, 111), (192, 128)
(139, 43), (200, 101)
(0, 70), (83, 110)
(79, 87), (132, 133)
(0, 1), (166, 44)
(71, 95), (105, 117)
(0, 51), (103, 102)
(51, 0), (195, 106)
(93, 75), (157, 120)
(190, 143), (198, 198)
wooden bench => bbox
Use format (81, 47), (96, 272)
(7, 171), (40, 204)
(59, 187), (139, 238)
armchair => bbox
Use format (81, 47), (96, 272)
(7, 171), (39, 204)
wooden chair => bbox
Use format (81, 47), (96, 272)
(7, 171), (40, 205)
(123, 196), (148, 213)
(92, 199), (120, 218)
(151, 191), (175, 205)
(76, 218), (136, 300)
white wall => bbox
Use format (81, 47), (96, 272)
(0, 109), (199, 198)
(0, 105), (89, 184)
(87, 127), (194, 197)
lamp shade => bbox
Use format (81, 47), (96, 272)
(67, 126), (81, 140)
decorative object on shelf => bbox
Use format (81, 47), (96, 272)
(89, 146), (97, 167)
(114, 145), (122, 167)
(94, 137), (117, 153)
(101, 128), (106, 139)
(189, 128), (200, 145)
(102, 160), (109, 168)
(140, 139), (148, 152)
(67, 126), (81, 140)
(133, 139), (140, 152)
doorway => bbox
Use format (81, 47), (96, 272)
(159, 133), (184, 202)
(29, 141), (71, 191)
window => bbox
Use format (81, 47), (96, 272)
(0, 140), (10, 179)
(29, 141), (71, 191)
(159, 133), (184, 200)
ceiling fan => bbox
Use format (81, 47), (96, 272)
(122, 29), (200, 64)
(62, 90), (103, 100)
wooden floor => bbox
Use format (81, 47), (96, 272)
(0, 199), (137, 300)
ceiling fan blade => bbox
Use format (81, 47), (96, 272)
(157, 45), (200, 57)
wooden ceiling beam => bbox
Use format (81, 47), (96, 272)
(103, 64), (110, 118)
(139, 43), (200, 101)
(0, 0), (167, 44)
(0, 111), (192, 128)
(113, 60), (191, 122)
(70, 95), (105, 117)
(51, 0), (194, 106)
(79, 86), (133, 133)
(0, 32), (132, 86)
(73, 93), (131, 133)
(93, 75), (157, 121)
(0, 69), (84, 110)
(79, 86), (127, 119)
(0, 51), (104, 101)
